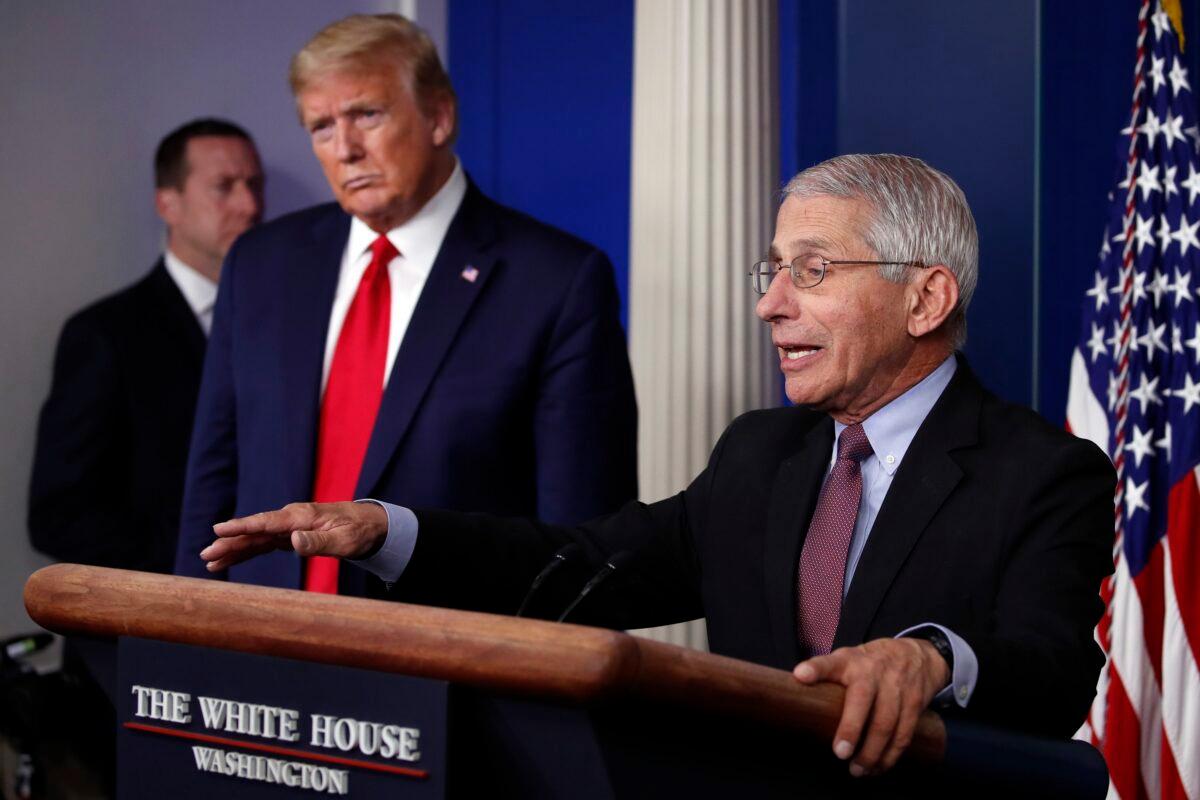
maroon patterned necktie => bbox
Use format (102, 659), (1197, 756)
(796, 423), (873, 656)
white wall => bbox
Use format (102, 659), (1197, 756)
(0, 0), (447, 636)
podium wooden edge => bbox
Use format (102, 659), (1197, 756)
(24, 563), (946, 764)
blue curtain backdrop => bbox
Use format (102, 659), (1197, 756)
(447, 0), (635, 328)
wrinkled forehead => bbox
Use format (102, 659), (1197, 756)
(768, 194), (875, 261)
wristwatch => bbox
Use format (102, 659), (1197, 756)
(909, 627), (954, 672)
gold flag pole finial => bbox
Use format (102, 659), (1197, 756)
(1163, 0), (1186, 51)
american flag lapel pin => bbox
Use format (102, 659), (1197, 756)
(460, 264), (479, 283)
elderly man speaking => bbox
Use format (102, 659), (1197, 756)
(200, 155), (1115, 776)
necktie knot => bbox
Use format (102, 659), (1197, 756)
(837, 423), (872, 463)
(367, 235), (399, 275)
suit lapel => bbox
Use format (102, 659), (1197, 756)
(762, 416), (834, 667)
(832, 362), (980, 648)
(146, 260), (206, 366)
(282, 208), (350, 500)
(355, 186), (500, 497)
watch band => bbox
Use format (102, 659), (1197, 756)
(909, 627), (954, 671)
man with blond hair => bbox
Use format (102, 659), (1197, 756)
(175, 14), (638, 595)
(204, 154), (1114, 779)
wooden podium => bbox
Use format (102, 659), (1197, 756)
(25, 564), (1107, 799)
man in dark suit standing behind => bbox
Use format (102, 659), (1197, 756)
(30, 118), (264, 572)
(27, 118), (263, 793)
(174, 15), (637, 593)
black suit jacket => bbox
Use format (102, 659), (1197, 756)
(397, 359), (1115, 738)
(29, 261), (205, 572)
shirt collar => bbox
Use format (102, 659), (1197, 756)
(162, 249), (218, 319)
(346, 158), (468, 272)
(833, 354), (958, 475)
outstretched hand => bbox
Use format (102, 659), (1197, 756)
(200, 501), (389, 572)
(793, 637), (948, 776)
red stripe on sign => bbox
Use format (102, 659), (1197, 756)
(123, 722), (429, 779)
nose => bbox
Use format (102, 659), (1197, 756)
(755, 268), (798, 323)
(231, 180), (263, 223)
(332, 119), (363, 163)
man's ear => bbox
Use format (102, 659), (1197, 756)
(906, 264), (960, 339)
(155, 187), (181, 227)
(428, 93), (456, 148)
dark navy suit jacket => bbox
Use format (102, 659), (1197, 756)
(174, 184), (638, 590)
(31, 261), (206, 573)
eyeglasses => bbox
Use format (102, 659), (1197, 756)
(748, 256), (929, 294)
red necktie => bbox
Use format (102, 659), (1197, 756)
(796, 423), (873, 655)
(306, 234), (397, 593)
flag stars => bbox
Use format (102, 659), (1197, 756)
(1139, 112), (1163, 146)
(1157, 216), (1174, 252)
(1124, 425), (1155, 467)
(1149, 270), (1170, 306)
(1161, 110), (1186, 150)
(1151, 8), (1172, 41)
(1130, 372), (1163, 414)
(1087, 323), (1108, 362)
(1137, 321), (1168, 356)
(1134, 213), (1155, 254)
(1172, 372), (1200, 414)
(1156, 422), (1173, 461)
(1124, 478), (1150, 517)
(1107, 371), (1120, 411)
(1108, 321), (1128, 361)
(1087, 272), (1110, 311)
(1164, 164), (1180, 197)
(1169, 57), (1191, 96)
(1186, 124), (1200, 154)
(1186, 322), (1200, 364)
(1133, 270), (1148, 305)
(1182, 164), (1200, 203)
(1136, 161), (1163, 199)
(1150, 55), (1168, 94)
(1171, 267), (1195, 305)
(1171, 218), (1200, 255)
(1172, 324), (1184, 354)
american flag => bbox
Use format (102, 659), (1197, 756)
(1066, 1), (1200, 798)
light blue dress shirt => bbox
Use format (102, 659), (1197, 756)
(827, 355), (976, 708)
(357, 354), (976, 708)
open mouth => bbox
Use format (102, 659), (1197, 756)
(779, 345), (822, 361)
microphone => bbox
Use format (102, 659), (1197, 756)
(515, 543), (584, 617)
(556, 551), (634, 623)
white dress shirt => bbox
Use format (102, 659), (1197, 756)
(320, 160), (468, 392)
(163, 250), (218, 334)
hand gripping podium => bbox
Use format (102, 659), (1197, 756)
(25, 564), (1107, 799)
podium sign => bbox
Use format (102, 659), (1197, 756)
(117, 638), (447, 798)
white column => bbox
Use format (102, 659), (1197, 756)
(627, 0), (779, 650)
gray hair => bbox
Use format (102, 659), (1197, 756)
(782, 154), (978, 349)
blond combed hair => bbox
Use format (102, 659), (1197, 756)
(289, 14), (457, 139)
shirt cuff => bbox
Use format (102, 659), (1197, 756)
(349, 500), (418, 583)
(896, 623), (978, 709)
